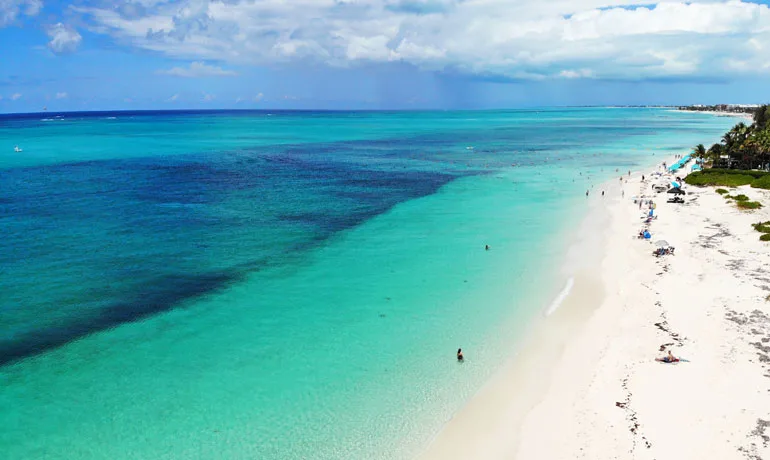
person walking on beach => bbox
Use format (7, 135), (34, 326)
(602, 190), (605, 197)
(586, 190), (589, 197)
(457, 348), (464, 361)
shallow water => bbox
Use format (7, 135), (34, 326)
(0, 108), (734, 459)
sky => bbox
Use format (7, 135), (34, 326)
(1, 0), (770, 112)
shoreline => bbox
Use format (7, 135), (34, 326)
(417, 156), (672, 459)
(418, 149), (770, 459)
(669, 109), (754, 121)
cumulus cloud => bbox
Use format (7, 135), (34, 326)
(158, 61), (238, 77)
(254, 92), (263, 102)
(46, 23), (82, 54)
(202, 93), (215, 101)
(73, 0), (770, 80)
(0, 0), (42, 27)
(166, 93), (179, 102)
(10, 93), (21, 100)
(55, 92), (68, 99)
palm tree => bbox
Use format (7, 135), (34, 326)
(693, 143), (707, 160)
(708, 143), (723, 168)
(722, 131), (735, 149)
(753, 105), (770, 130)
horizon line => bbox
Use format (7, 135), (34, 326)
(0, 105), (699, 117)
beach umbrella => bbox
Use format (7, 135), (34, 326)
(671, 181), (681, 188)
(655, 240), (670, 248)
(667, 187), (685, 195)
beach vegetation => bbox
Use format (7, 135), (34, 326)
(715, 188), (729, 194)
(751, 174), (770, 190)
(692, 105), (770, 170)
(733, 194), (750, 202)
(737, 200), (762, 210)
(760, 233), (770, 242)
(685, 171), (756, 187)
(753, 221), (770, 233)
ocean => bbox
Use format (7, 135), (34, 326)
(0, 108), (735, 459)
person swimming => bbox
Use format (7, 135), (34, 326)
(457, 348), (464, 361)
(485, 244), (490, 251)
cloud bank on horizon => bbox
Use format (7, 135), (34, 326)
(2, 0), (770, 109)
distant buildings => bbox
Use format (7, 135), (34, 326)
(677, 104), (760, 114)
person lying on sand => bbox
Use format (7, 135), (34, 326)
(656, 350), (680, 363)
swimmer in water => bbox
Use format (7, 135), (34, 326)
(485, 244), (490, 251)
(457, 348), (464, 361)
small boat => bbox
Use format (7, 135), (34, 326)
(14, 145), (22, 152)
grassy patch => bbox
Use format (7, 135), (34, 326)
(761, 233), (770, 242)
(685, 169), (770, 189)
(733, 194), (750, 202)
(715, 188), (729, 194)
(737, 201), (763, 210)
(685, 173), (755, 187)
(753, 221), (770, 233)
(751, 175), (770, 190)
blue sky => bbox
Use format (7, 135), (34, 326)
(2, 0), (770, 112)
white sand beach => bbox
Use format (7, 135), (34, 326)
(671, 109), (755, 121)
(419, 160), (770, 460)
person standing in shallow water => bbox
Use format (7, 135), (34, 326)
(457, 348), (464, 361)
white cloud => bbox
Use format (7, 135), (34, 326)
(55, 92), (68, 99)
(0, 0), (42, 27)
(158, 61), (238, 77)
(202, 93), (215, 101)
(559, 69), (594, 79)
(74, 0), (770, 80)
(46, 23), (82, 54)
(10, 93), (21, 100)
(254, 92), (264, 102)
(166, 93), (179, 102)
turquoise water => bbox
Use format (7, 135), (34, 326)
(0, 109), (734, 459)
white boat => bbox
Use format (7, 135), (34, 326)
(14, 145), (22, 152)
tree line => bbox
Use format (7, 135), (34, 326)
(693, 105), (770, 170)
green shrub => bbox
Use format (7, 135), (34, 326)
(751, 175), (770, 190)
(760, 233), (770, 241)
(737, 201), (763, 209)
(684, 172), (755, 187)
(754, 221), (770, 233)
(733, 194), (750, 202)
(715, 188), (729, 194)
(705, 169), (770, 179)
